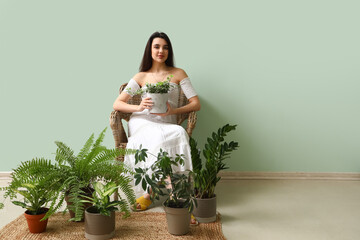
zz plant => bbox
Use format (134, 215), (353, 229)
(190, 124), (239, 199)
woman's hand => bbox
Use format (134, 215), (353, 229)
(152, 102), (174, 116)
(138, 97), (153, 112)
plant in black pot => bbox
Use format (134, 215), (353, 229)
(126, 75), (174, 113)
(38, 128), (136, 222)
(0, 158), (58, 233)
(81, 180), (135, 240)
(133, 147), (196, 235)
(190, 124), (239, 223)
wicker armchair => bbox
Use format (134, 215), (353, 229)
(109, 83), (197, 162)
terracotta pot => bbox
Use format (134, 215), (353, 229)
(65, 187), (93, 221)
(163, 203), (190, 235)
(147, 93), (169, 113)
(85, 206), (115, 240)
(192, 196), (217, 223)
(24, 208), (49, 233)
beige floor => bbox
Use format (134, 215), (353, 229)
(1, 179), (360, 240)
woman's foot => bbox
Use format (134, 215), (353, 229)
(190, 214), (198, 225)
(133, 194), (152, 211)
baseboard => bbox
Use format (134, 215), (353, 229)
(1, 171), (359, 186)
(0, 172), (12, 186)
(218, 171), (360, 181)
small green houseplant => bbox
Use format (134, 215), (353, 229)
(32, 128), (136, 221)
(0, 158), (59, 233)
(133, 147), (196, 235)
(190, 124), (239, 222)
(82, 181), (134, 240)
(126, 75), (174, 113)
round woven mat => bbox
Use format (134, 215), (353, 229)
(0, 212), (225, 239)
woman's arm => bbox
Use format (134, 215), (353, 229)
(113, 74), (153, 113)
(113, 92), (153, 113)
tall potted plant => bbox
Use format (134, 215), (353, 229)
(82, 181), (134, 240)
(37, 128), (136, 221)
(0, 158), (58, 233)
(190, 124), (239, 223)
(126, 75), (174, 113)
(133, 147), (196, 235)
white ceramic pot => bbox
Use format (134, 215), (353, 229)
(147, 93), (169, 113)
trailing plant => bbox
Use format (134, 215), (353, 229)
(81, 181), (133, 218)
(190, 124), (239, 199)
(0, 158), (59, 218)
(126, 75), (174, 95)
(133, 146), (197, 212)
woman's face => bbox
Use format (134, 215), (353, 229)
(151, 37), (169, 63)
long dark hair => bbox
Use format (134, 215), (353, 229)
(139, 32), (175, 72)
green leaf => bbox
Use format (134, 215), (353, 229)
(12, 201), (27, 209)
(135, 176), (142, 186)
(141, 179), (147, 191)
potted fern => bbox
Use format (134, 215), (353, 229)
(127, 75), (174, 113)
(190, 124), (239, 223)
(42, 128), (136, 221)
(0, 158), (58, 233)
(134, 147), (196, 235)
(82, 181), (134, 240)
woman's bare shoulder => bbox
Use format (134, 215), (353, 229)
(132, 72), (147, 85)
(170, 67), (189, 83)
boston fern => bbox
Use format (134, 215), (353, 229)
(47, 128), (136, 221)
(17, 128), (136, 221)
(133, 147), (197, 212)
(190, 124), (239, 199)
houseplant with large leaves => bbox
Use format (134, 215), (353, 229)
(190, 124), (239, 222)
(0, 158), (59, 233)
(81, 181), (134, 240)
(133, 147), (196, 235)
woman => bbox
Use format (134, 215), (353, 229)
(113, 32), (200, 211)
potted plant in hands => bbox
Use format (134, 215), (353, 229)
(81, 180), (135, 240)
(42, 128), (136, 222)
(0, 158), (58, 233)
(126, 75), (174, 113)
(190, 124), (239, 223)
(133, 147), (197, 235)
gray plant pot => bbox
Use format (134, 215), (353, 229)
(84, 207), (115, 240)
(192, 195), (217, 223)
(163, 203), (191, 235)
(147, 93), (169, 113)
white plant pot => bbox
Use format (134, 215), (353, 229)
(147, 93), (169, 113)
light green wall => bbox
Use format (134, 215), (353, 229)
(1, 0), (359, 172)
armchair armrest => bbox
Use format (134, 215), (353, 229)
(110, 110), (130, 149)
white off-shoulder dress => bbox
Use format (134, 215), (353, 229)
(123, 78), (197, 197)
